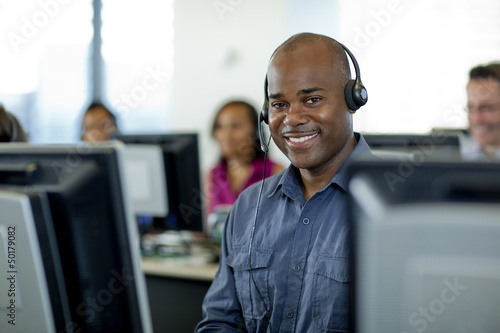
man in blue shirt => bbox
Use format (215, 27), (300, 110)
(196, 33), (372, 332)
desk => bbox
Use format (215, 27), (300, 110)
(142, 257), (219, 281)
(141, 257), (219, 333)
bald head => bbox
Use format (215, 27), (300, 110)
(271, 33), (350, 85)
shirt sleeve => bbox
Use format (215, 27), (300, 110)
(195, 212), (247, 332)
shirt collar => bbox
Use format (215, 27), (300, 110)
(269, 132), (373, 199)
(462, 140), (500, 161)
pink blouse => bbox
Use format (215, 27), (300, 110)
(207, 157), (279, 214)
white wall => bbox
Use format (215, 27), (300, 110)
(172, 0), (285, 171)
(336, 0), (500, 135)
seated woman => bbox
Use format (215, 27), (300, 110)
(207, 100), (284, 216)
(0, 104), (28, 142)
(80, 101), (120, 142)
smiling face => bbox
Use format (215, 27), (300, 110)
(267, 41), (355, 174)
(213, 103), (256, 160)
(81, 106), (116, 142)
(467, 78), (500, 148)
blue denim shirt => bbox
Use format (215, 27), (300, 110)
(196, 134), (372, 332)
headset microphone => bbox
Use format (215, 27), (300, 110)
(250, 113), (273, 331)
(258, 111), (269, 153)
(259, 76), (271, 153)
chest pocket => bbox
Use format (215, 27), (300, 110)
(313, 256), (351, 332)
(226, 247), (273, 320)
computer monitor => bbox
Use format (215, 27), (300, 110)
(115, 133), (203, 232)
(0, 142), (152, 333)
(362, 133), (461, 160)
(348, 159), (500, 333)
(122, 144), (169, 217)
(430, 127), (469, 137)
(0, 188), (70, 332)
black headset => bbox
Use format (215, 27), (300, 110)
(258, 43), (368, 152)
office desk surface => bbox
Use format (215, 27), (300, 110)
(141, 256), (219, 281)
(141, 257), (218, 332)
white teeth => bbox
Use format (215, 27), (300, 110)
(288, 133), (318, 143)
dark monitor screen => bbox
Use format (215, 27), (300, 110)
(347, 159), (500, 333)
(0, 143), (152, 333)
(115, 133), (203, 232)
(362, 133), (461, 161)
(348, 159), (500, 204)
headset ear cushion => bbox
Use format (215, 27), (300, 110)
(344, 79), (359, 111)
(259, 109), (269, 125)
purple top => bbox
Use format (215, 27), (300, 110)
(208, 157), (279, 214)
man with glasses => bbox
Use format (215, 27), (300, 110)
(463, 63), (500, 161)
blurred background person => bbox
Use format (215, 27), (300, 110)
(206, 100), (284, 235)
(0, 104), (28, 142)
(80, 101), (120, 142)
(463, 62), (500, 161)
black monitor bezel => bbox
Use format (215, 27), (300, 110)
(362, 133), (461, 161)
(114, 133), (204, 232)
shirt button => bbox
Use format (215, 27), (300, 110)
(293, 265), (300, 272)
(286, 311), (294, 318)
(302, 218), (310, 225)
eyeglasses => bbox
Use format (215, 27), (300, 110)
(464, 102), (500, 114)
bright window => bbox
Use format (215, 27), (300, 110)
(337, 0), (500, 134)
(101, 0), (174, 134)
(0, 0), (93, 142)
(0, 0), (174, 142)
